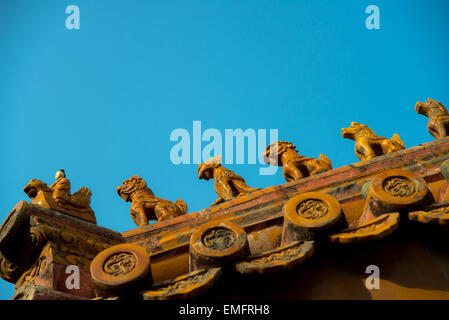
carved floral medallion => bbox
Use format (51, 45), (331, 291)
(382, 176), (415, 197)
(202, 227), (236, 250)
(296, 199), (329, 219)
(103, 252), (137, 277)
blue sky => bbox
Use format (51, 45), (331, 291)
(1, 0), (448, 299)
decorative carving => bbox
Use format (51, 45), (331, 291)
(23, 170), (96, 224)
(352, 169), (430, 231)
(142, 268), (222, 300)
(282, 192), (342, 246)
(250, 243), (305, 264)
(234, 240), (315, 274)
(190, 220), (250, 271)
(202, 227), (236, 250)
(163, 269), (214, 292)
(26, 216), (116, 271)
(32, 217), (109, 256)
(341, 122), (405, 161)
(296, 199), (329, 219)
(103, 252), (137, 276)
(415, 98), (449, 139)
(409, 202), (449, 225)
(0, 201), (123, 300)
(15, 255), (47, 288)
(117, 175), (187, 227)
(29, 226), (47, 249)
(382, 176), (415, 197)
(198, 156), (259, 206)
(90, 243), (152, 299)
(263, 141), (332, 182)
(329, 213), (400, 244)
(0, 253), (21, 283)
(345, 220), (385, 234)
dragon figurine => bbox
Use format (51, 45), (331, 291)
(198, 156), (259, 206)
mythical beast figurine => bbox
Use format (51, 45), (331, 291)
(23, 169), (96, 223)
(198, 156), (259, 206)
(415, 98), (449, 140)
(263, 141), (332, 182)
(117, 175), (187, 227)
(341, 122), (405, 161)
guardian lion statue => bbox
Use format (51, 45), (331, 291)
(117, 175), (187, 227)
(263, 141), (332, 182)
(341, 122), (405, 161)
(198, 156), (259, 206)
(415, 98), (449, 140)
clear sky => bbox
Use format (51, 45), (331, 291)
(1, 0), (448, 299)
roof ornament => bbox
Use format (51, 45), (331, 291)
(341, 122), (405, 161)
(198, 156), (259, 207)
(117, 175), (187, 227)
(23, 169), (96, 224)
(263, 141), (332, 182)
(415, 98), (449, 140)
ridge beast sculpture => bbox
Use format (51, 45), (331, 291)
(198, 156), (259, 206)
(341, 122), (405, 161)
(117, 175), (187, 227)
(415, 98), (449, 140)
(263, 141), (332, 182)
(23, 169), (96, 223)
